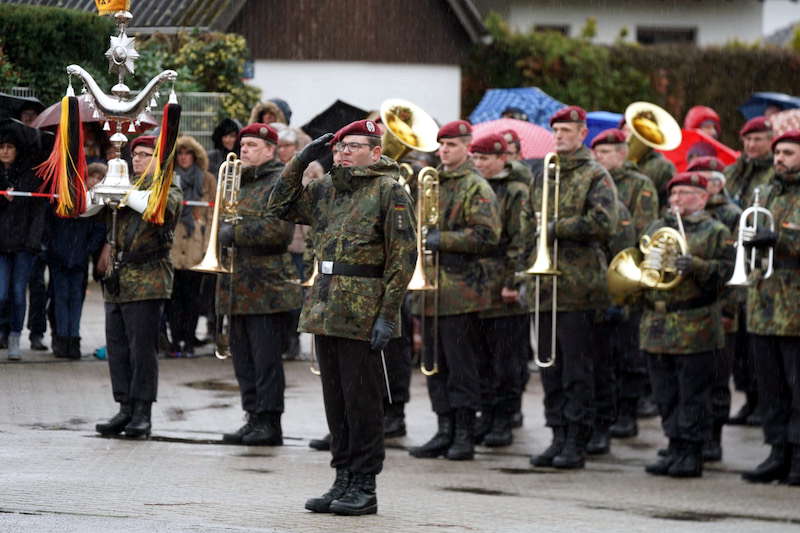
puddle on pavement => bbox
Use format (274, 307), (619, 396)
(441, 486), (518, 497)
(417, 523), (476, 531)
(621, 440), (653, 450)
(584, 503), (800, 526)
(235, 453), (273, 458)
(238, 468), (272, 474)
(183, 379), (240, 393)
(491, 467), (561, 475)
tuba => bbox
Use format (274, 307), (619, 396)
(380, 98), (440, 161)
(191, 153), (242, 359)
(727, 189), (774, 286)
(607, 207), (689, 304)
(624, 102), (682, 164)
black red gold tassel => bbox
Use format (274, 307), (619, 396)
(136, 100), (181, 224)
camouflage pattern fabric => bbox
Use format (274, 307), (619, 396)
(637, 148), (676, 208)
(725, 155), (774, 209)
(747, 169), (800, 336)
(610, 161), (659, 236)
(480, 161), (530, 318)
(639, 211), (734, 354)
(103, 178), (182, 304)
(216, 159), (302, 316)
(268, 156), (416, 342)
(524, 146), (619, 311)
(608, 200), (637, 259)
(706, 192), (743, 333)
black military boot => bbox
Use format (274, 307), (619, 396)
(609, 399), (638, 438)
(222, 412), (254, 444)
(409, 413), (454, 458)
(124, 401), (152, 438)
(511, 410), (524, 429)
(742, 444), (791, 483)
(530, 426), (566, 467)
(552, 425), (590, 469)
(703, 421), (724, 462)
(52, 336), (68, 359)
(95, 403), (132, 436)
(646, 439), (680, 476)
(787, 445), (800, 486)
(309, 433), (331, 451)
(330, 472), (377, 516)
(67, 337), (82, 360)
(473, 410), (493, 445)
(384, 401), (406, 438)
(30, 334), (47, 351)
(447, 408), (475, 461)
(637, 395), (659, 418)
(668, 440), (703, 478)
(305, 468), (351, 513)
(483, 408), (513, 448)
(728, 392), (756, 425)
(586, 427), (611, 455)
(242, 412), (283, 445)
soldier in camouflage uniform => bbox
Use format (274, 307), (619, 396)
(470, 133), (530, 448)
(95, 135), (182, 439)
(591, 128), (659, 445)
(639, 172), (734, 479)
(525, 106), (618, 470)
(741, 131), (800, 486)
(408, 120), (501, 462)
(268, 119), (416, 515)
(216, 124), (302, 446)
(724, 116), (775, 426)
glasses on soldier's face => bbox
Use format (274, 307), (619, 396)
(132, 150), (154, 159)
(334, 141), (370, 153)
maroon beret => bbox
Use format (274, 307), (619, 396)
(739, 116), (772, 137)
(590, 128), (627, 148)
(550, 105), (587, 127)
(437, 120), (472, 141)
(332, 119), (381, 145)
(469, 133), (507, 155)
(771, 129), (800, 151)
(130, 135), (156, 152)
(239, 123), (278, 144)
(501, 129), (520, 145)
(684, 106), (721, 132)
(667, 171), (708, 191)
(686, 156), (725, 172)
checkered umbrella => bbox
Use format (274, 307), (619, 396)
(469, 87), (565, 128)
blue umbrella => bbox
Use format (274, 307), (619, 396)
(739, 92), (800, 120)
(584, 111), (624, 147)
(469, 87), (565, 128)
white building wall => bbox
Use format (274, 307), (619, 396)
(762, 0), (800, 35)
(251, 60), (462, 128)
(478, 0), (765, 46)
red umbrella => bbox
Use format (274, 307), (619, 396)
(472, 118), (555, 159)
(31, 97), (158, 134)
(658, 129), (739, 173)
(770, 109), (800, 136)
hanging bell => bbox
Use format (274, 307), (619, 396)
(92, 110), (100, 119)
(103, 121), (111, 131)
(128, 122), (136, 133)
(150, 97), (157, 107)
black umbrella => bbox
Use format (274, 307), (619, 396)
(0, 118), (54, 164)
(301, 100), (368, 139)
(0, 92), (45, 121)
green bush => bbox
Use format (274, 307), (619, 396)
(0, 41), (22, 92)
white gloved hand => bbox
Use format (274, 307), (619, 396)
(741, 227), (756, 242)
(124, 190), (151, 214)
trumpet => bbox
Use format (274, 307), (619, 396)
(526, 153), (560, 368)
(191, 153), (242, 359)
(727, 189), (774, 286)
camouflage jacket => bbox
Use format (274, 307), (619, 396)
(268, 156), (416, 342)
(216, 159), (302, 316)
(639, 211), (734, 354)
(706, 191), (743, 333)
(480, 161), (530, 318)
(637, 149), (676, 208)
(103, 178), (182, 304)
(608, 200), (636, 259)
(724, 155), (774, 209)
(610, 161), (659, 236)
(747, 170), (800, 336)
(524, 146), (618, 311)
(417, 160), (501, 316)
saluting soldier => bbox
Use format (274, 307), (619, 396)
(741, 130), (800, 487)
(409, 120), (501, 462)
(95, 135), (182, 438)
(526, 106), (618, 470)
(268, 119), (416, 515)
(470, 133), (530, 448)
(219, 123), (302, 446)
(641, 172), (734, 479)
(724, 116), (774, 426)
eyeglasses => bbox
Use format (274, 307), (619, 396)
(334, 141), (371, 153)
(670, 190), (702, 197)
(132, 151), (154, 159)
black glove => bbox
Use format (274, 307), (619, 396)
(370, 317), (396, 351)
(297, 133), (334, 168)
(425, 228), (441, 251)
(218, 221), (235, 247)
(675, 254), (702, 274)
(604, 306), (625, 323)
(747, 229), (778, 249)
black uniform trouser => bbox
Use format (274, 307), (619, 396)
(425, 312), (481, 414)
(27, 254), (47, 338)
(230, 313), (290, 414)
(591, 316), (616, 430)
(751, 335), (800, 445)
(316, 335), (385, 475)
(733, 304), (757, 400)
(383, 296), (413, 405)
(167, 269), (203, 348)
(710, 333), (735, 424)
(613, 311), (648, 403)
(477, 314), (529, 414)
(647, 351), (713, 443)
(538, 310), (598, 428)
(105, 300), (163, 404)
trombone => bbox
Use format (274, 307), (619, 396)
(526, 153), (561, 368)
(727, 189), (774, 286)
(191, 153), (242, 360)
